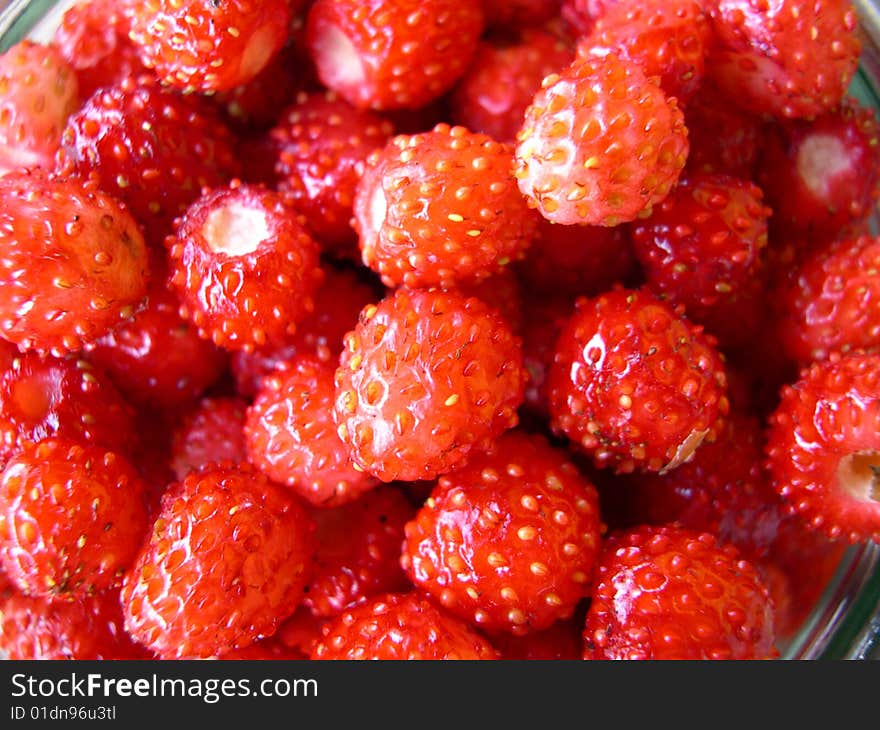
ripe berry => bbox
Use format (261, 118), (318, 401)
(170, 396), (249, 481)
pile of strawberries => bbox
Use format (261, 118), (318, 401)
(0, 0), (878, 661)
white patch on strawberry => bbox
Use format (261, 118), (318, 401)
(836, 450), (880, 503)
(202, 202), (270, 257)
(312, 24), (366, 96)
(797, 133), (850, 201)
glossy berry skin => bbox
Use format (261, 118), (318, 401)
(0, 438), (149, 600)
(515, 52), (688, 226)
(707, 0), (860, 120)
(402, 431), (602, 636)
(304, 486), (414, 617)
(0, 170), (149, 357)
(547, 288), (729, 474)
(126, 0), (292, 93)
(170, 396), (249, 481)
(766, 351), (880, 544)
(121, 463), (315, 659)
(334, 288), (525, 483)
(354, 123), (537, 289)
(583, 525), (776, 660)
(246, 356), (379, 508)
(166, 181), (324, 353)
(0, 40), (79, 174)
(776, 236), (880, 365)
(272, 90), (395, 254)
(305, 0), (484, 111)
(311, 592), (499, 660)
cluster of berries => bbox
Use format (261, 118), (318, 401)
(0, 0), (877, 661)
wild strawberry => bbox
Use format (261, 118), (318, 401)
(271, 90), (395, 255)
(170, 396), (249, 481)
(354, 123), (537, 289)
(579, 0), (711, 105)
(311, 592), (499, 659)
(305, 0), (484, 111)
(0, 170), (149, 357)
(246, 355), (379, 507)
(491, 616), (585, 660)
(707, 0), (860, 120)
(126, 0), (292, 93)
(0, 40), (79, 174)
(56, 76), (241, 246)
(449, 29), (574, 145)
(401, 430), (602, 635)
(0, 438), (149, 599)
(775, 235), (880, 365)
(334, 288), (525, 482)
(481, 0), (564, 31)
(514, 52), (689, 226)
(0, 350), (138, 468)
(756, 100), (880, 242)
(547, 287), (729, 474)
(561, 0), (622, 35)
(275, 606), (328, 656)
(304, 486), (413, 616)
(766, 351), (880, 543)
(583, 525), (777, 660)
(121, 463), (315, 659)
(166, 180), (324, 353)
(456, 268), (526, 335)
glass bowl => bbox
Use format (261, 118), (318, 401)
(0, 0), (878, 661)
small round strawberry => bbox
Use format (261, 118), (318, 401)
(449, 29), (575, 145)
(402, 430), (602, 636)
(0, 438), (149, 599)
(304, 486), (414, 617)
(583, 525), (777, 660)
(0, 169), (149, 357)
(311, 592), (499, 660)
(765, 351), (880, 543)
(0, 40), (79, 174)
(246, 355), (379, 507)
(334, 288), (526, 482)
(121, 463), (315, 659)
(456, 267), (525, 335)
(547, 287), (729, 474)
(166, 180), (324, 353)
(707, 0), (860, 120)
(272, 90), (395, 255)
(515, 52), (689, 226)
(0, 589), (150, 660)
(126, 0), (292, 93)
(776, 235), (880, 365)
(354, 123), (537, 289)
(305, 0), (484, 111)
(170, 396), (249, 481)
(0, 350), (138, 468)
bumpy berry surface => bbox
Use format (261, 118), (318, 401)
(334, 288), (525, 482)
(121, 464), (315, 658)
(402, 431), (602, 635)
(548, 288), (729, 473)
(170, 396), (249, 481)
(583, 525), (777, 660)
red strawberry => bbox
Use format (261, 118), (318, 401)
(272, 90), (395, 255)
(354, 123), (537, 289)
(166, 180), (324, 353)
(304, 486), (414, 616)
(56, 76), (241, 246)
(707, 0), (860, 120)
(514, 52), (689, 226)
(311, 592), (499, 659)
(765, 351), (880, 543)
(126, 0), (292, 93)
(401, 430), (602, 635)
(449, 29), (575, 145)
(0, 40), (79, 174)
(583, 525), (777, 660)
(121, 463), (315, 659)
(0, 169), (149, 357)
(275, 606), (329, 656)
(547, 287), (729, 474)
(456, 268), (525, 335)
(170, 396), (249, 481)
(0, 438), (149, 599)
(305, 0), (484, 111)
(334, 288), (525, 482)
(246, 355), (379, 507)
